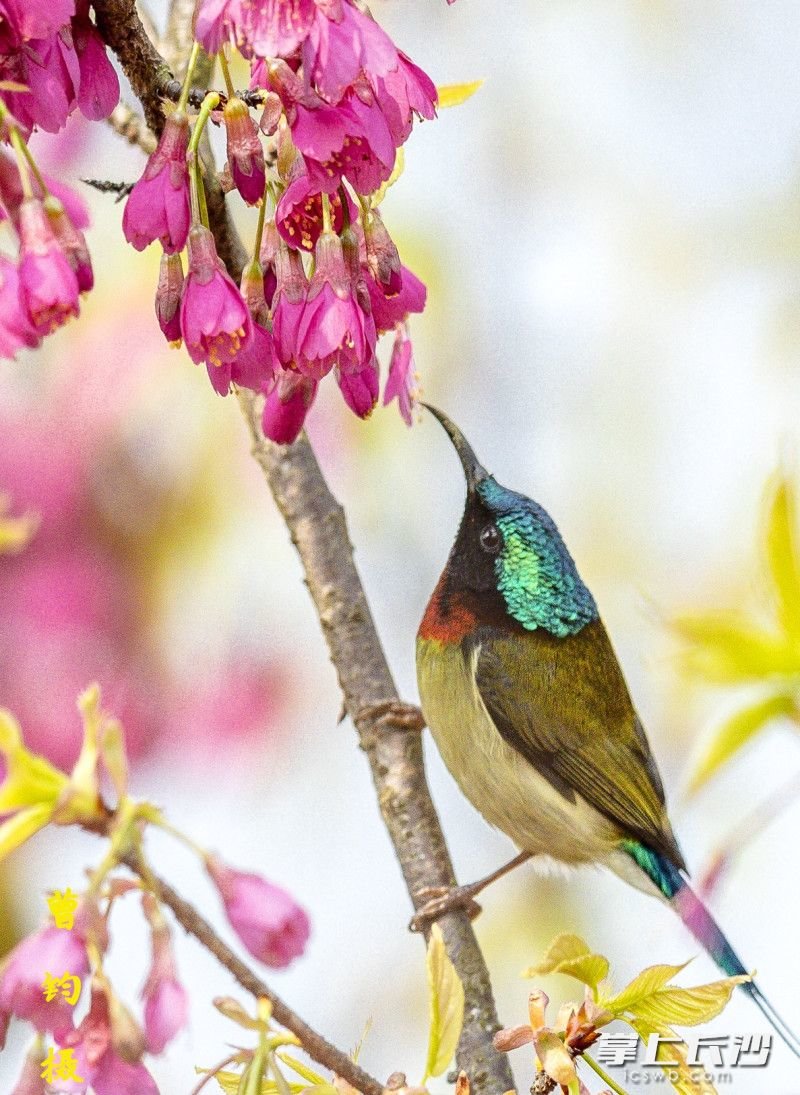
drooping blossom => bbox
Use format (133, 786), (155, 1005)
(72, 4), (121, 121)
(337, 359), (378, 418)
(271, 241), (309, 367)
(179, 224), (252, 372)
(384, 325), (417, 425)
(0, 257), (40, 360)
(0, 924), (89, 1038)
(261, 370), (318, 444)
(141, 895), (188, 1055)
(45, 197), (93, 292)
(224, 96), (266, 205)
(363, 209), (401, 295)
(206, 262), (278, 394)
(301, 2), (399, 104)
(373, 52), (437, 146)
(58, 982), (159, 1095)
(366, 263), (426, 333)
(17, 197), (80, 334)
(122, 112), (191, 253)
(206, 854), (310, 967)
(276, 168), (356, 251)
(296, 229), (376, 378)
(155, 251), (184, 344)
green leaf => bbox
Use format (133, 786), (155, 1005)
(766, 476), (800, 640)
(0, 802), (53, 861)
(672, 613), (800, 682)
(423, 923), (465, 1081)
(211, 1074), (308, 1095)
(604, 962), (689, 1014)
(631, 976), (749, 1028)
(437, 80), (484, 108)
(534, 1030), (577, 1086)
(687, 692), (796, 794)
(522, 933), (610, 989)
(629, 1018), (718, 1095)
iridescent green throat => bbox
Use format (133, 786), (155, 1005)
(477, 478), (598, 638)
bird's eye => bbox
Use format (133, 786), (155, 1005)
(479, 523), (501, 553)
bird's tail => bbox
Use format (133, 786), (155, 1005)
(623, 840), (800, 1058)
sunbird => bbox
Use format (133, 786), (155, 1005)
(416, 404), (799, 1056)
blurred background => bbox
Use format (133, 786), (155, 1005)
(2, 0), (800, 1091)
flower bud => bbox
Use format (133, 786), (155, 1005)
(45, 196), (93, 293)
(155, 251), (184, 344)
(206, 854), (310, 966)
(224, 97), (266, 205)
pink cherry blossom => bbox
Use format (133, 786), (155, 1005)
(141, 903), (188, 1055)
(366, 263), (426, 333)
(224, 96), (266, 205)
(363, 210), (401, 294)
(271, 242), (309, 367)
(57, 984), (159, 1095)
(245, 0), (317, 60)
(296, 229), (376, 378)
(301, 2), (398, 104)
(0, 926), (89, 1038)
(73, 11), (120, 120)
(45, 198), (93, 292)
(207, 855), (310, 967)
(291, 90), (396, 194)
(180, 224), (252, 371)
(276, 169), (355, 251)
(0, 257), (40, 360)
(17, 197), (80, 334)
(122, 112), (191, 253)
(373, 52), (437, 146)
(384, 326), (417, 425)
(337, 359), (378, 418)
(261, 369), (317, 443)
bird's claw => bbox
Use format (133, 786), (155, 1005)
(409, 885), (483, 932)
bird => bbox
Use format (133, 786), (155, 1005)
(415, 403), (799, 1057)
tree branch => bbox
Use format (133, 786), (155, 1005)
(93, 5), (513, 1093)
(120, 848), (385, 1095)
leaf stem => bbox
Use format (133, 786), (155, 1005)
(582, 1053), (631, 1095)
(177, 42), (201, 112)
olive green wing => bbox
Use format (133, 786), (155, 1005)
(473, 619), (685, 868)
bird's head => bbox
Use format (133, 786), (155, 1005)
(423, 404), (598, 637)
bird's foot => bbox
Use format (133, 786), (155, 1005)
(409, 883), (483, 932)
(353, 700), (426, 733)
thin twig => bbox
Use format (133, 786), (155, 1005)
(121, 849), (385, 1095)
(189, 1051), (241, 1095)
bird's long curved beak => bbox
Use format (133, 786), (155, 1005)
(421, 403), (489, 491)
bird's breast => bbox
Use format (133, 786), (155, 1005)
(415, 635), (618, 863)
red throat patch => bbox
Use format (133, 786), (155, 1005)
(418, 575), (477, 643)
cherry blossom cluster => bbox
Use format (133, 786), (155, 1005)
(0, 695), (310, 1093)
(122, 0), (436, 441)
(0, 0), (119, 359)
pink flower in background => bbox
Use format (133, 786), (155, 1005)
(0, 152), (88, 230)
(224, 96), (266, 205)
(73, 7), (120, 121)
(206, 855), (310, 968)
(122, 112), (191, 253)
(141, 900), (188, 1055)
(296, 229), (376, 378)
(58, 985), (159, 1094)
(0, 926), (89, 1038)
(180, 225), (252, 371)
(46, 198), (93, 292)
(261, 370), (317, 444)
(155, 251), (184, 343)
(17, 198), (80, 334)
(0, 258), (40, 359)
(384, 326), (417, 425)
